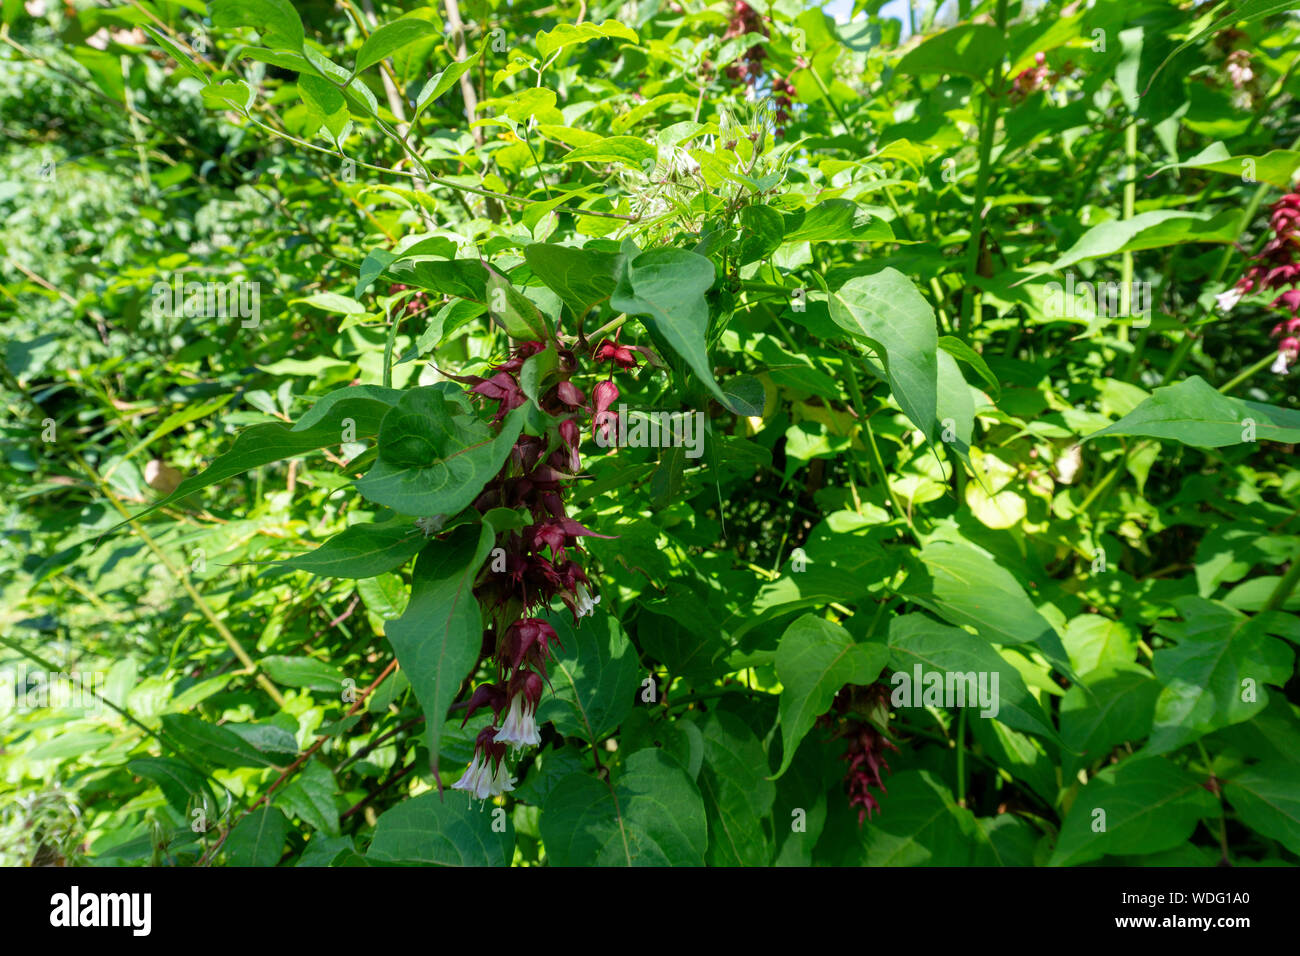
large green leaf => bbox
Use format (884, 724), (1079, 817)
(385, 523), (494, 782)
(210, 0), (304, 51)
(276, 760), (340, 836)
(538, 748), (707, 865)
(523, 243), (620, 320)
(485, 264), (552, 340)
(412, 49), (483, 122)
(782, 199), (894, 243)
(897, 24), (1006, 81)
(160, 714), (280, 769)
(1157, 142), (1300, 191)
(1049, 757), (1218, 866)
(223, 807), (290, 867)
(354, 17), (438, 74)
(1059, 666), (1160, 776)
(1145, 597), (1294, 756)
(367, 791), (515, 865)
(535, 20), (638, 58)
(114, 385), (400, 529)
(536, 609), (641, 745)
(773, 614), (889, 779)
(829, 268), (939, 443)
(1085, 376), (1300, 448)
(1029, 211), (1239, 275)
(887, 613), (1061, 743)
(697, 710), (776, 866)
(857, 770), (1001, 865)
(274, 518), (426, 578)
(908, 540), (1073, 672)
(355, 391), (525, 516)
(612, 247), (746, 413)
(1224, 762), (1300, 855)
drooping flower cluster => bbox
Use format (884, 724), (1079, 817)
(817, 683), (898, 824)
(770, 71), (799, 137)
(723, 1), (768, 86)
(388, 282), (430, 318)
(1008, 51), (1071, 102)
(1219, 193), (1300, 374)
(446, 337), (611, 800)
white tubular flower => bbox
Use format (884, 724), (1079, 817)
(452, 753), (491, 799)
(453, 728), (516, 799)
(495, 694), (541, 751)
(574, 581), (600, 619)
(1216, 288), (1243, 313)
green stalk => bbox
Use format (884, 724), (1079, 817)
(958, 0), (1010, 328)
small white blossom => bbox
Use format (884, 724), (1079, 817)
(1271, 352), (1290, 375)
(495, 696), (541, 751)
(1216, 288), (1243, 313)
(452, 753), (515, 800)
(574, 582), (600, 619)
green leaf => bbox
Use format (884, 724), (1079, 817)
(719, 375), (766, 418)
(160, 714), (280, 769)
(612, 248), (748, 413)
(274, 519), (427, 579)
(368, 791), (515, 865)
(538, 748), (707, 866)
(485, 265), (553, 340)
(937, 334), (999, 398)
(1028, 210), (1239, 276)
(259, 656), (345, 693)
(535, 20), (638, 58)
(858, 770), (1002, 865)
(293, 291), (367, 315)
(1060, 666), (1160, 776)
(909, 540), (1073, 672)
(829, 268), (939, 443)
(536, 609), (641, 745)
(697, 710), (776, 866)
(1145, 597), (1294, 755)
(561, 136), (656, 168)
(112, 385), (401, 531)
(737, 205), (785, 264)
(276, 761), (340, 836)
(1049, 757), (1218, 866)
(897, 24), (1006, 81)
(384, 523), (493, 781)
(209, 0), (304, 51)
(887, 613), (1061, 743)
(355, 391), (525, 516)
(1224, 762), (1300, 855)
(1085, 376), (1300, 448)
(299, 74), (346, 124)
(354, 17), (439, 74)
(1156, 142), (1300, 191)
(523, 243), (620, 320)
(773, 614), (889, 779)
(223, 807), (290, 867)
(128, 757), (217, 818)
(782, 199), (894, 243)
(413, 49), (483, 122)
